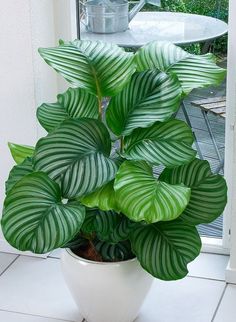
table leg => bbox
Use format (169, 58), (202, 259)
(201, 110), (223, 161)
(181, 102), (204, 159)
(201, 110), (224, 173)
(201, 40), (213, 54)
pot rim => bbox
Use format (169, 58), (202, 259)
(65, 248), (137, 266)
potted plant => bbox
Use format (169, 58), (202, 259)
(1, 40), (227, 322)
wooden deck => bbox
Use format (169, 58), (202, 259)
(176, 68), (226, 238)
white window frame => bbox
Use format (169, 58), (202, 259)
(224, 0), (236, 283)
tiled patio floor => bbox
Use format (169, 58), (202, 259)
(0, 250), (234, 322)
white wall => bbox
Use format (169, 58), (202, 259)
(0, 0), (38, 252)
(53, 0), (77, 92)
(0, 0), (76, 254)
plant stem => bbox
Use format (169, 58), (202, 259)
(88, 239), (103, 262)
(98, 96), (102, 121)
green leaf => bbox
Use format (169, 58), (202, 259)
(96, 211), (137, 243)
(135, 41), (226, 94)
(81, 209), (97, 235)
(37, 87), (99, 132)
(124, 119), (196, 167)
(106, 70), (182, 136)
(96, 210), (121, 242)
(130, 220), (201, 280)
(114, 161), (191, 223)
(81, 180), (118, 211)
(94, 240), (134, 262)
(111, 216), (137, 243)
(160, 159), (227, 225)
(39, 40), (136, 97)
(5, 157), (33, 194)
(8, 142), (34, 164)
(33, 118), (118, 199)
(61, 234), (87, 249)
(1, 172), (85, 254)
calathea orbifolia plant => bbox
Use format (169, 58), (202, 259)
(1, 40), (227, 280)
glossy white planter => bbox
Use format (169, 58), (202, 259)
(61, 249), (154, 322)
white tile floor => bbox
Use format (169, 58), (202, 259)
(0, 251), (235, 322)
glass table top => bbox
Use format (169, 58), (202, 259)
(80, 11), (228, 47)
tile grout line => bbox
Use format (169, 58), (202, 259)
(0, 255), (20, 277)
(211, 283), (228, 322)
(0, 308), (77, 322)
(187, 275), (226, 283)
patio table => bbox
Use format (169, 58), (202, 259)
(79, 11), (228, 49)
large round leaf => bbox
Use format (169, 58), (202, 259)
(106, 70), (182, 136)
(114, 161), (191, 223)
(33, 118), (118, 199)
(37, 87), (99, 132)
(8, 142), (34, 164)
(5, 157), (33, 194)
(160, 159), (227, 225)
(135, 41), (226, 94)
(124, 119), (196, 167)
(39, 40), (136, 97)
(1, 172), (85, 254)
(130, 219), (201, 280)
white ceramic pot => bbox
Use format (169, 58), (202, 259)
(61, 249), (154, 322)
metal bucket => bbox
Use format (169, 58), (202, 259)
(84, 0), (129, 34)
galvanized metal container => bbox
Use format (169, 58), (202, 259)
(84, 0), (129, 34)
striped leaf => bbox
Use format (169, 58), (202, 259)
(110, 216), (138, 243)
(62, 235), (87, 250)
(8, 142), (34, 164)
(81, 180), (118, 211)
(39, 40), (136, 97)
(1, 172), (85, 254)
(37, 87), (99, 132)
(33, 118), (118, 199)
(124, 119), (196, 167)
(96, 211), (137, 243)
(94, 240), (134, 262)
(61, 153), (117, 199)
(96, 210), (121, 242)
(106, 70), (182, 136)
(135, 41), (226, 93)
(114, 161), (191, 223)
(130, 219), (201, 280)
(5, 157), (33, 194)
(81, 209), (97, 235)
(160, 159), (227, 225)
